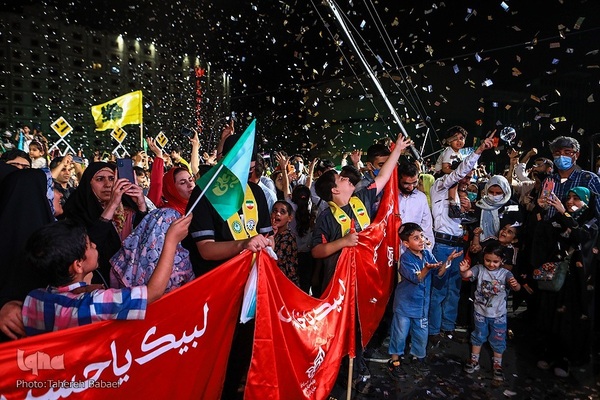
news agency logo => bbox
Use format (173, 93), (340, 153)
(17, 349), (65, 376)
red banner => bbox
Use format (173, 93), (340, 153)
(0, 171), (399, 400)
(355, 167), (400, 347)
(246, 171), (399, 398)
(245, 250), (356, 399)
(0, 251), (254, 400)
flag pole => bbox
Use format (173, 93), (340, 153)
(184, 164), (225, 217)
(346, 358), (353, 400)
(324, 0), (421, 160)
(139, 90), (144, 148)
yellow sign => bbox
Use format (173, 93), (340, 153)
(155, 131), (169, 148)
(111, 126), (127, 143)
(51, 117), (73, 138)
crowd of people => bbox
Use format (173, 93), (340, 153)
(0, 121), (598, 397)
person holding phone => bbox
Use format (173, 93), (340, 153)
(63, 162), (148, 286)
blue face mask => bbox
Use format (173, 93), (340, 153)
(554, 155), (573, 171)
(372, 169), (380, 177)
(467, 192), (478, 202)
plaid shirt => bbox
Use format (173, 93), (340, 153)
(545, 168), (600, 220)
(22, 282), (148, 336)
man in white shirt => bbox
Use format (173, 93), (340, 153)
(428, 137), (494, 345)
(397, 162), (435, 248)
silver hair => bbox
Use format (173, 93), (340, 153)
(549, 136), (580, 153)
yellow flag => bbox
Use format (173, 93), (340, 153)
(91, 91), (142, 131)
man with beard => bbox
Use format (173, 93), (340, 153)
(508, 147), (554, 212)
(397, 162), (435, 248)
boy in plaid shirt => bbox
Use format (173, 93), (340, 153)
(21, 216), (190, 336)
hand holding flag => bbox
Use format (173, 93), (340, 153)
(186, 120), (256, 221)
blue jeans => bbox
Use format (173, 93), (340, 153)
(429, 242), (464, 335)
(471, 312), (507, 354)
(389, 314), (428, 358)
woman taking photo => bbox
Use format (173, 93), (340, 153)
(63, 162), (148, 286)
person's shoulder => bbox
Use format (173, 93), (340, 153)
(249, 181), (266, 198)
(580, 169), (600, 183)
(314, 207), (334, 227)
(410, 189), (428, 201)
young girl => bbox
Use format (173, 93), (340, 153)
(460, 243), (521, 382)
(28, 140), (47, 169)
(388, 223), (462, 380)
(271, 200), (300, 286)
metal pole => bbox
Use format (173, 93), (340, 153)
(346, 358), (353, 400)
(184, 163), (224, 217)
(325, 0), (421, 160)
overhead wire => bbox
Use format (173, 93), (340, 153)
(360, 0), (441, 153)
(309, 0), (394, 140)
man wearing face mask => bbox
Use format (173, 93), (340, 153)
(543, 136), (600, 221)
(289, 154), (307, 188)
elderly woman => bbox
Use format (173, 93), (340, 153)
(63, 162), (147, 286)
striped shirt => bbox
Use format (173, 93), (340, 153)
(545, 168), (600, 220)
(22, 282), (147, 336)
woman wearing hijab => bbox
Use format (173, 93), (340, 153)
(63, 162), (147, 286)
(474, 175), (521, 242)
(0, 167), (55, 341)
(418, 173), (435, 209)
(110, 166), (195, 292)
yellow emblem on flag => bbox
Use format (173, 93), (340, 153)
(111, 126), (127, 143)
(91, 90), (143, 131)
(51, 117), (73, 138)
(155, 131), (169, 148)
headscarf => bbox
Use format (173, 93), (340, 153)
(63, 162), (141, 285)
(419, 173), (435, 208)
(63, 162), (117, 226)
(475, 175), (512, 241)
(0, 168), (54, 292)
(568, 186), (591, 221)
(569, 187), (590, 205)
(63, 162), (140, 227)
(161, 167), (189, 216)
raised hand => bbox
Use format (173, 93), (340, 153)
(395, 135), (414, 152)
(166, 214), (193, 243)
(146, 137), (163, 158)
(459, 259), (470, 272)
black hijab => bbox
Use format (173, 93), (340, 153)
(63, 162), (139, 225)
(0, 168), (54, 314)
(62, 162), (141, 286)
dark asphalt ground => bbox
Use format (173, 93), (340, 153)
(331, 307), (600, 400)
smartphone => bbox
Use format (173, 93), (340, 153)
(541, 178), (555, 199)
(116, 158), (135, 184)
(180, 126), (194, 138)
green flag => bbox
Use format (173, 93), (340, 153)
(192, 120), (256, 221)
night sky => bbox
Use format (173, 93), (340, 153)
(2, 0), (599, 167)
